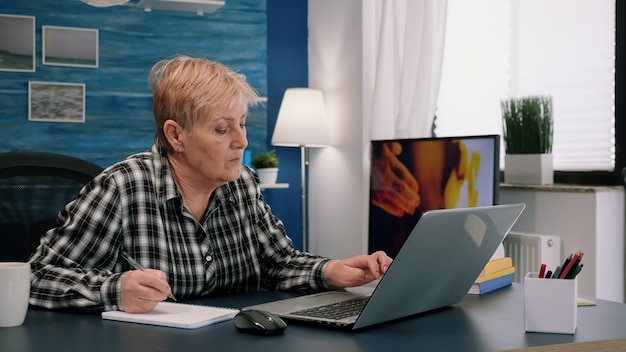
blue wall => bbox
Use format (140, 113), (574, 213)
(0, 0), (267, 167)
(266, 0), (308, 250)
(0, 0), (309, 249)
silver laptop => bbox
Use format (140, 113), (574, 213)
(244, 203), (525, 330)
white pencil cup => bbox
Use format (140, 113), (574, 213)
(524, 272), (577, 334)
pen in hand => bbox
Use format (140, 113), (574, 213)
(120, 251), (177, 302)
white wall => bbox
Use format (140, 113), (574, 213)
(308, 0), (368, 258)
(307, 2), (626, 304)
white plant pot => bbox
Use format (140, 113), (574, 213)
(504, 154), (553, 185)
(256, 167), (279, 185)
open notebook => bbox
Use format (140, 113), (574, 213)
(102, 302), (239, 329)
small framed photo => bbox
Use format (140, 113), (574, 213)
(28, 81), (86, 123)
(0, 14), (35, 72)
(43, 26), (98, 68)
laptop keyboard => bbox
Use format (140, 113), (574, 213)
(291, 297), (369, 320)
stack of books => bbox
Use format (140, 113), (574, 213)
(468, 256), (515, 295)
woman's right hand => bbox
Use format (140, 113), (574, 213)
(120, 269), (173, 313)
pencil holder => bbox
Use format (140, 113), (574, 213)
(524, 272), (577, 334)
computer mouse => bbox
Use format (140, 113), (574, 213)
(233, 309), (287, 336)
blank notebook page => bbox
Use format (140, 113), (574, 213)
(102, 302), (239, 329)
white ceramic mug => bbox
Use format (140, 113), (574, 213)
(0, 262), (31, 327)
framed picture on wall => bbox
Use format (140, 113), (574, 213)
(42, 26), (98, 68)
(28, 81), (86, 123)
(0, 14), (35, 72)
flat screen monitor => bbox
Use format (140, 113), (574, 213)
(368, 134), (500, 258)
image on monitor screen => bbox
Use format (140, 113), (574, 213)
(368, 134), (500, 258)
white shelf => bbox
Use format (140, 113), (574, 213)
(260, 183), (289, 191)
(137, 0), (225, 15)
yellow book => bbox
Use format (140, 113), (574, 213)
(475, 265), (515, 283)
(478, 257), (513, 277)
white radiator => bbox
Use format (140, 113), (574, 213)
(503, 231), (561, 283)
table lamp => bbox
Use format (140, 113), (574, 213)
(271, 88), (332, 251)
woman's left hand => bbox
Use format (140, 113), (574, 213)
(323, 251), (393, 289)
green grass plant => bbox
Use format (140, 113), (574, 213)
(251, 150), (279, 168)
(501, 96), (553, 154)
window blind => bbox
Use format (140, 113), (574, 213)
(436, 0), (615, 171)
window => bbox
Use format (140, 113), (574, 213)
(436, 0), (622, 185)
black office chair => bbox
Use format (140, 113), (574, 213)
(0, 151), (103, 262)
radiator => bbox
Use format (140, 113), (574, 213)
(503, 231), (561, 283)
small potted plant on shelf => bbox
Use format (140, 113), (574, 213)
(251, 150), (279, 185)
(501, 95), (553, 184)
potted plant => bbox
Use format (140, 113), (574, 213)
(251, 150), (279, 185)
(501, 95), (553, 184)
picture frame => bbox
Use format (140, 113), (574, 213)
(42, 26), (98, 68)
(0, 14), (35, 72)
(28, 81), (86, 123)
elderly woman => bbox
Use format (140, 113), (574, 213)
(29, 55), (391, 314)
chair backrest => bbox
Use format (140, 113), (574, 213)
(0, 151), (104, 262)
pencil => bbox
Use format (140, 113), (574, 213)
(120, 251), (177, 301)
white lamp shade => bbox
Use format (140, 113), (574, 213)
(271, 88), (332, 147)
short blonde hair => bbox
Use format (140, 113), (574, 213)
(148, 55), (260, 152)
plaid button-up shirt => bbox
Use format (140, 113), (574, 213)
(30, 144), (330, 312)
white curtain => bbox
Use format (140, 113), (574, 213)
(368, 0), (448, 140)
